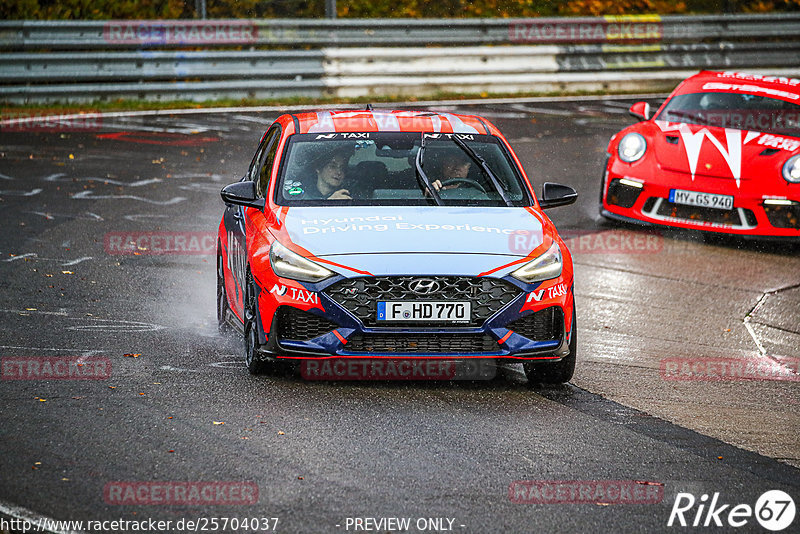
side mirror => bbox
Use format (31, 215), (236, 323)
(539, 182), (577, 209)
(628, 101), (650, 121)
(220, 181), (265, 209)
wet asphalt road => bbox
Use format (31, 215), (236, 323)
(0, 99), (798, 533)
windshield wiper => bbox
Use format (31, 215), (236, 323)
(414, 134), (443, 206)
(450, 136), (513, 207)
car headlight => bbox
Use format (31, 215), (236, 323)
(511, 242), (563, 284)
(269, 241), (334, 283)
(618, 132), (647, 163)
(782, 155), (800, 183)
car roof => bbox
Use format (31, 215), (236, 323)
(674, 70), (800, 103)
(284, 109), (500, 136)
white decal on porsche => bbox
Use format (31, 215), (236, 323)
(757, 133), (800, 152)
(702, 82), (799, 101)
(719, 71), (800, 87)
(655, 121), (763, 187)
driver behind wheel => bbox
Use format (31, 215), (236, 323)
(431, 150), (473, 192)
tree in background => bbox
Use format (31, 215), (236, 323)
(1, 0), (798, 19)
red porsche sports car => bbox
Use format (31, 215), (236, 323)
(217, 109), (579, 383)
(601, 70), (800, 238)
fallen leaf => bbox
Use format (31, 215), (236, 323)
(212, 421), (225, 425)
(277, 431), (285, 435)
(167, 450), (175, 453)
(61, 271), (73, 274)
(108, 386), (116, 389)
(123, 353), (141, 358)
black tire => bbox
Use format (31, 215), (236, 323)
(599, 156), (612, 221)
(216, 246), (231, 334)
(523, 307), (577, 385)
(243, 271), (269, 375)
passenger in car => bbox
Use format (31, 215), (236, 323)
(302, 146), (354, 200)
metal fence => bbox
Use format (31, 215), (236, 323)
(1, 14), (799, 103)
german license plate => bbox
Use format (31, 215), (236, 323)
(377, 301), (471, 322)
(669, 189), (734, 210)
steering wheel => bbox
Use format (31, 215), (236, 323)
(440, 178), (486, 193)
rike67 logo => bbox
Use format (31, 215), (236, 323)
(668, 490), (795, 531)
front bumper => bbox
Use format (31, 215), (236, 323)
(601, 165), (800, 239)
(256, 275), (574, 362)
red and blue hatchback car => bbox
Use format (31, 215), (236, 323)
(217, 109), (578, 383)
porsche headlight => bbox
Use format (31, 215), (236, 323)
(269, 241), (334, 283)
(618, 132), (647, 163)
(782, 154), (800, 183)
(511, 242), (563, 284)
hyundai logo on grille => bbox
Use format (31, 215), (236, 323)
(408, 278), (440, 294)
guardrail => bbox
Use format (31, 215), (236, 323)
(1, 14), (799, 104)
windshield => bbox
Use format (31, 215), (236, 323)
(656, 92), (800, 136)
(274, 132), (531, 206)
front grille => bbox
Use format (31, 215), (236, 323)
(505, 307), (563, 342)
(651, 198), (756, 227)
(276, 306), (339, 342)
(607, 178), (642, 208)
(764, 203), (800, 229)
(346, 333), (497, 353)
(325, 276), (520, 326)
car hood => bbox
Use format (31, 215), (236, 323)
(276, 205), (545, 273)
(651, 120), (800, 183)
